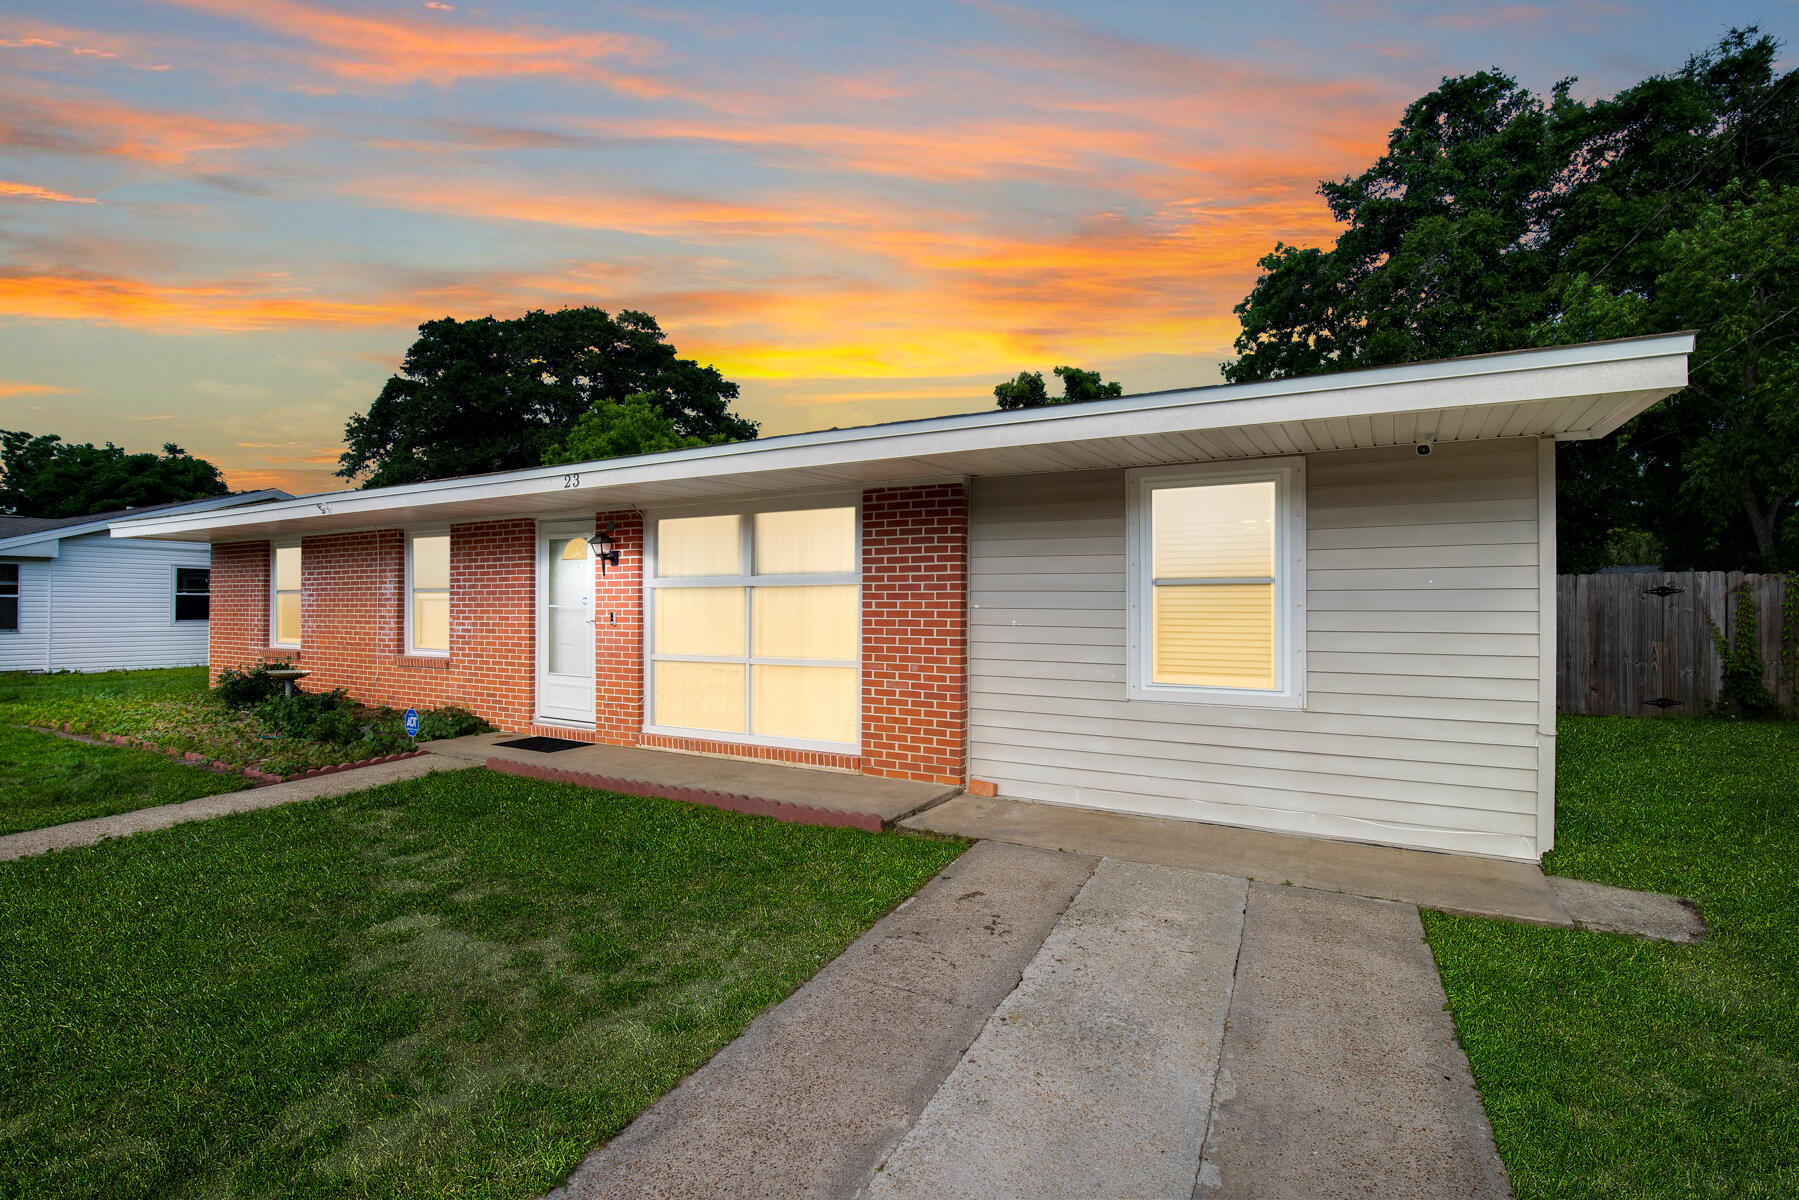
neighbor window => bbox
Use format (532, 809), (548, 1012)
(173, 567), (210, 622)
(648, 504), (859, 748)
(407, 533), (450, 654)
(272, 544), (302, 646)
(0, 564), (17, 632)
(1127, 460), (1304, 705)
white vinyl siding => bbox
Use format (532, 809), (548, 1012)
(967, 438), (1546, 860)
(0, 534), (213, 672)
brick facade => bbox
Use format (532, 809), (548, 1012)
(592, 509), (644, 745)
(202, 485), (970, 787)
(207, 540), (271, 681)
(860, 484), (969, 786)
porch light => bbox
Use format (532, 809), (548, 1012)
(588, 526), (622, 575)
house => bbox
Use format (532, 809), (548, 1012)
(112, 334), (1692, 861)
(0, 491), (290, 673)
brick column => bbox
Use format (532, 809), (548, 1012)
(593, 510), (644, 745)
(207, 540), (270, 682)
(860, 483), (968, 785)
(449, 518), (536, 732)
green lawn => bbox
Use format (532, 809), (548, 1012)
(0, 767), (966, 1199)
(0, 724), (250, 837)
(1424, 717), (1799, 1199)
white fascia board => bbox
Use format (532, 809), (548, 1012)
(111, 332), (1694, 543)
(0, 538), (60, 559)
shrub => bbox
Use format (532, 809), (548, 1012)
(414, 706), (494, 741)
(212, 665), (284, 709)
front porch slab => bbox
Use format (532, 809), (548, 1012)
(422, 732), (958, 831)
(903, 792), (1575, 927)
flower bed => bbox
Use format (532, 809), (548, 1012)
(0, 668), (490, 782)
(26, 724), (435, 785)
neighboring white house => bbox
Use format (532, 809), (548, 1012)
(0, 491), (289, 673)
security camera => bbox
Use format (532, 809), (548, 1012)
(1415, 439), (1434, 457)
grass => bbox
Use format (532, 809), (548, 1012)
(1423, 716), (1799, 1199)
(0, 724), (249, 837)
(0, 767), (967, 1199)
(0, 667), (444, 777)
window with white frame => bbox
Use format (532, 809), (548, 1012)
(407, 533), (450, 654)
(648, 504), (859, 748)
(0, 564), (17, 632)
(271, 544), (302, 647)
(1127, 460), (1305, 705)
(173, 567), (210, 622)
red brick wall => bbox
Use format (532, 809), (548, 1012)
(207, 540), (271, 682)
(860, 483), (969, 785)
(592, 510), (644, 745)
(205, 492), (971, 785)
(446, 519), (536, 732)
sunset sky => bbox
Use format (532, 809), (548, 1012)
(0, 1), (1789, 494)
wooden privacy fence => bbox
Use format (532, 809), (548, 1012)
(1557, 572), (1792, 716)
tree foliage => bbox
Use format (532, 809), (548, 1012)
(994, 365), (1125, 410)
(542, 392), (730, 465)
(339, 308), (756, 487)
(0, 432), (228, 518)
(1223, 29), (1799, 571)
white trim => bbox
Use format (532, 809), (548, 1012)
(109, 334), (1694, 544)
(1125, 458), (1307, 709)
(643, 496), (862, 753)
(1536, 437), (1557, 855)
(403, 529), (451, 657)
(269, 538), (301, 649)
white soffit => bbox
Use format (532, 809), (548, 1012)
(112, 332), (1693, 543)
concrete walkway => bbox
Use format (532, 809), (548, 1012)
(0, 755), (475, 861)
(555, 845), (1515, 1200)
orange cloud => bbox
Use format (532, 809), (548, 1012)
(0, 89), (290, 165)
(0, 179), (99, 204)
(0, 271), (419, 332)
(163, 0), (668, 92)
(0, 380), (77, 397)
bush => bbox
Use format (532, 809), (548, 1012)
(251, 688), (412, 757)
(212, 665), (284, 709)
(414, 706), (494, 741)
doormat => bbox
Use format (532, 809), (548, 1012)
(493, 736), (589, 753)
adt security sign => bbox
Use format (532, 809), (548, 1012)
(403, 708), (420, 738)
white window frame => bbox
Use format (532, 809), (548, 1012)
(171, 564), (210, 624)
(404, 529), (451, 657)
(643, 493), (862, 754)
(270, 539), (302, 649)
(0, 562), (18, 634)
(1125, 458), (1307, 709)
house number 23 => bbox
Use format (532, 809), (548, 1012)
(562, 474), (581, 488)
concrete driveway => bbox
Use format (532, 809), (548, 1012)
(551, 840), (1514, 1200)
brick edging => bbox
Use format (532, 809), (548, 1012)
(24, 724), (429, 786)
(484, 757), (886, 832)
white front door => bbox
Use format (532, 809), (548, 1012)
(536, 524), (596, 726)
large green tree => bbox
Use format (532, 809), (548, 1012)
(994, 365), (1124, 410)
(1223, 29), (1799, 571)
(542, 392), (730, 465)
(0, 433), (227, 518)
(339, 308), (756, 487)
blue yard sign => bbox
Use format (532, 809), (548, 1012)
(403, 708), (420, 738)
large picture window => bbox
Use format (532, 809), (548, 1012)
(173, 567), (210, 622)
(407, 533), (450, 654)
(647, 503), (859, 749)
(1127, 460), (1305, 706)
(0, 564), (18, 633)
(272, 543), (302, 647)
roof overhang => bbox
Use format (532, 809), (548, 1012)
(112, 332), (1693, 544)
